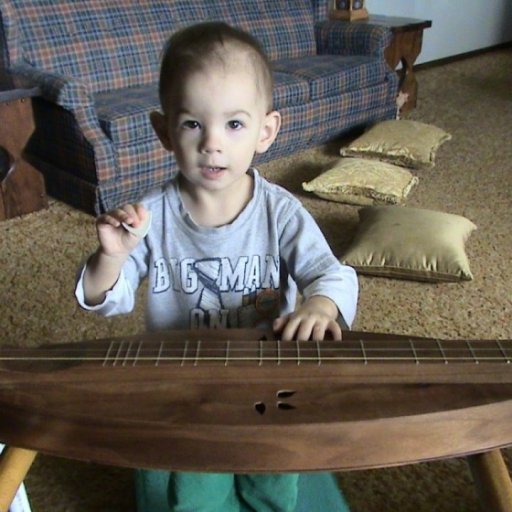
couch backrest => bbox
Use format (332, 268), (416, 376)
(206, 0), (317, 61)
(1, 0), (318, 93)
(311, 0), (333, 23)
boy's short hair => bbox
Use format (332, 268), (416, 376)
(158, 22), (274, 113)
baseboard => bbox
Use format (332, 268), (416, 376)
(416, 41), (512, 71)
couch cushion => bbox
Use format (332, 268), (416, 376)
(96, 72), (312, 146)
(272, 72), (310, 109)
(274, 55), (389, 100)
(95, 84), (160, 147)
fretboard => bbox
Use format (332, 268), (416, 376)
(2, 336), (512, 367)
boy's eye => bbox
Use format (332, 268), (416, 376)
(228, 120), (243, 130)
(182, 120), (201, 130)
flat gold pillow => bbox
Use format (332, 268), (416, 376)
(302, 158), (418, 206)
(340, 206), (477, 282)
(340, 120), (452, 169)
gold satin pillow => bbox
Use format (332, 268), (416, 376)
(302, 158), (418, 206)
(340, 206), (477, 282)
(340, 120), (452, 169)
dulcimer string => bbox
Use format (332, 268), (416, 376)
(1, 336), (512, 365)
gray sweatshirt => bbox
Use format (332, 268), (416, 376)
(76, 169), (358, 331)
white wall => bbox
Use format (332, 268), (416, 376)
(366, 0), (512, 64)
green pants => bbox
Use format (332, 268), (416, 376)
(136, 470), (298, 512)
(136, 469), (350, 512)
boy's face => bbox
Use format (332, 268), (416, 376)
(151, 53), (280, 195)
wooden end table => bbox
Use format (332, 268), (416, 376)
(360, 15), (432, 113)
(0, 72), (47, 221)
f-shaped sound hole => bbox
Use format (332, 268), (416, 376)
(277, 402), (296, 410)
(276, 389), (296, 398)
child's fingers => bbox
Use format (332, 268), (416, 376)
(279, 315), (314, 341)
(123, 203), (148, 228)
(274, 314), (303, 341)
(122, 208), (152, 238)
(294, 318), (318, 341)
(307, 319), (342, 341)
(323, 320), (342, 341)
(96, 212), (124, 228)
(97, 205), (141, 229)
(132, 203), (148, 224)
(119, 204), (141, 227)
(272, 315), (289, 335)
(275, 314), (341, 342)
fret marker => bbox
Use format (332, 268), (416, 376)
(436, 339), (449, 364)
(155, 341), (164, 367)
(225, 340), (230, 367)
(359, 339), (368, 365)
(316, 340), (322, 366)
(409, 339), (419, 365)
(122, 341), (132, 366)
(194, 340), (201, 367)
(113, 341), (124, 367)
(496, 340), (511, 364)
(103, 341), (115, 367)
(466, 340), (479, 364)
(134, 341), (143, 367)
(181, 340), (189, 367)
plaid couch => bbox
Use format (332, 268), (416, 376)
(0, 0), (398, 214)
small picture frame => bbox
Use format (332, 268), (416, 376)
(331, 0), (369, 21)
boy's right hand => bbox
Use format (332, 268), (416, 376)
(83, 203), (149, 307)
(96, 203), (149, 258)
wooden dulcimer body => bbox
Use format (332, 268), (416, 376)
(1, 329), (512, 473)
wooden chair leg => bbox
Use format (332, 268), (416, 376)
(0, 446), (37, 512)
(467, 449), (512, 512)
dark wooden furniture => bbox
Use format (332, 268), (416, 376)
(362, 15), (432, 113)
(0, 72), (47, 221)
(1, 329), (511, 510)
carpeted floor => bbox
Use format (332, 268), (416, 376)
(1, 47), (511, 511)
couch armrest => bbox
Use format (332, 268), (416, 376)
(9, 62), (117, 186)
(315, 21), (392, 57)
(9, 63), (94, 110)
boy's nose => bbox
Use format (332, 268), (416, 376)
(200, 128), (222, 153)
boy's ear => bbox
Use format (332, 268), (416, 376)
(149, 111), (173, 152)
(255, 111), (281, 154)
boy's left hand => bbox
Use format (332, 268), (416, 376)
(273, 295), (342, 341)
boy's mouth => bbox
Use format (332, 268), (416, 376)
(202, 166), (226, 173)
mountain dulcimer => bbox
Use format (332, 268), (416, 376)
(0, 329), (512, 473)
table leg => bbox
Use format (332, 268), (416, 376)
(0, 447), (37, 512)
(384, 29), (425, 113)
(0, 98), (47, 221)
(467, 449), (512, 512)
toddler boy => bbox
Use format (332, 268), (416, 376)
(76, 21), (358, 512)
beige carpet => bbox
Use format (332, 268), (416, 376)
(1, 46), (511, 511)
